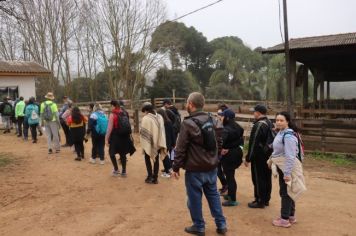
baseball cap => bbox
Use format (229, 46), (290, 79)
(250, 104), (267, 114)
(162, 98), (172, 105)
(218, 109), (236, 119)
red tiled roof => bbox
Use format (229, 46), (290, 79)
(0, 60), (51, 75)
(263, 32), (356, 53)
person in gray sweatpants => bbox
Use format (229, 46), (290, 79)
(40, 92), (61, 154)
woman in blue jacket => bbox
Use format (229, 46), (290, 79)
(25, 97), (40, 143)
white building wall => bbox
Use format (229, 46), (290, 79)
(0, 76), (36, 100)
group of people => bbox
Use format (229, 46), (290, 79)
(1, 91), (306, 235)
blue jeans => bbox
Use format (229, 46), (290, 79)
(185, 168), (226, 231)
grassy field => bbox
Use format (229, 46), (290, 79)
(0, 153), (14, 168)
(307, 151), (356, 167)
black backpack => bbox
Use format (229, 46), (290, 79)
(258, 120), (276, 155)
(192, 113), (217, 152)
(113, 111), (132, 136)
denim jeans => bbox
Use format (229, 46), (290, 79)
(185, 168), (226, 231)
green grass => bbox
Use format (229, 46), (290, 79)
(0, 153), (14, 168)
(307, 151), (356, 167)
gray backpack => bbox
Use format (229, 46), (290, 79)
(43, 102), (54, 121)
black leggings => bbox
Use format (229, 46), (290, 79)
(74, 141), (84, 158)
(144, 153), (159, 180)
(110, 153), (127, 172)
(278, 168), (296, 219)
(224, 168), (237, 201)
(30, 124), (38, 141)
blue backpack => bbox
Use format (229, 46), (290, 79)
(95, 112), (108, 135)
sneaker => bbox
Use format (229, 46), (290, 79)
(75, 157), (82, 161)
(216, 227), (228, 235)
(32, 139), (37, 144)
(161, 173), (171, 178)
(147, 178), (158, 184)
(288, 216), (297, 224)
(99, 160), (105, 165)
(112, 170), (120, 177)
(248, 200), (265, 209)
(184, 226), (205, 236)
(48, 149), (53, 154)
(55, 150), (60, 154)
(120, 172), (127, 178)
(222, 200), (239, 207)
(272, 218), (291, 228)
(145, 176), (152, 183)
(89, 158), (96, 164)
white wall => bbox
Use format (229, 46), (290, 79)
(0, 76), (36, 100)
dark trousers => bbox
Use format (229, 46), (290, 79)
(223, 168), (237, 201)
(30, 124), (38, 141)
(17, 116), (24, 136)
(278, 168), (295, 219)
(251, 158), (272, 204)
(61, 119), (72, 146)
(91, 135), (105, 160)
(163, 155), (172, 173)
(23, 120), (29, 138)
(217, 162), (227, 187)
(144, 153), (159, 180)
(110, 153), (127, 173)
(74, 141), (84, 158)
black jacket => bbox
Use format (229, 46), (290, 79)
(0, 101), (12, 116)
(246, 116), (273, 162)
(164, 121), (176, 150)
(221, 119), (244, 169)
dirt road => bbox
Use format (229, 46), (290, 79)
(0, 133), (355, 236)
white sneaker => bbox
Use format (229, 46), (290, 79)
(100, 160), (105, 165)
(89, 158), (96, 164)
(161, 173), (171, 178)
(112, 170), (120, 177)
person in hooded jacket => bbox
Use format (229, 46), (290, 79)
(219, 109), (244, 207)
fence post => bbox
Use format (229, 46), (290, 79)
(321, 119), (326, 153)
(134, 109), (139, 133)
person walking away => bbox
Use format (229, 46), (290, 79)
(34, 101), (43, 136)
(162, 98), (181, 139)
(105, 100), (136, 177)
(59, 96), (73, 147)
(172, 92), (227, 236)
(25, 97), (40, 143)
(218, 109), (244, 207)
(0, 97), (13, 133)
(87, 103), (107, 165)
(140, 102), (167, 184)
(245, 104), (274, 208)
(268, 111), (306, 228)
(23, 100), (30, 141)
(216, 108), (227, 196)
(15, 96), (25, 138)
(157, 108), (176, 178)
(66, 107), (87, 161)
(40, 92), (61, 154)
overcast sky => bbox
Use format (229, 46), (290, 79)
(164, 0), (356, 49)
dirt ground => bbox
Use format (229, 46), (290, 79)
(0, 132), (355, 236)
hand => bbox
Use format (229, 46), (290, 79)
(171, 171), (180, 180)
(284, 176), (291, 182)
(221, 149), (229, 156)
(244, 160), (249, 167)
(106, 140), (110, 146)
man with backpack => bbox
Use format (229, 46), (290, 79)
(172, 92), (227, 236)
(245, 104), (274, 209)
(40, 92), (61, 154)
(15, 97), (26, 137)
(0, 97), (13, 134)
(87, 103), (107, 165)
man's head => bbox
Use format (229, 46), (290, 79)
(3, 97), (8, 102)
(162, 98), (172, 109)
(186, 92), (205, 114)
(19, 96), (24, 101)
(63, 96), (68, 102)
(251, 104), (267, 119)
(218, 103), (228, 112)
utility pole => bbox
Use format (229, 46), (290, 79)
(283, 0), (294, 117)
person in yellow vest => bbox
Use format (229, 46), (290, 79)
(40, 92), (61, 154)
(15, 96), (25, 137)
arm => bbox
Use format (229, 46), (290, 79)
(283, 135), (298, 177)
(172, 120), (190, 172)
(105, 114), (114, 144)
